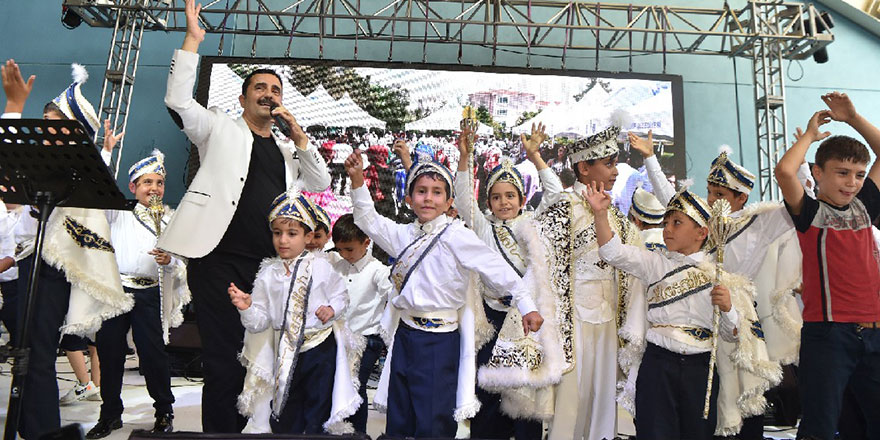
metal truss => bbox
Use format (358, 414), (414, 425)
(92, 0), (165, 178)
(64, 0), (835, 199)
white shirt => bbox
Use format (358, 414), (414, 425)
(106, 205), (177, 279)
(333, 253), (393, 336)
(0, 202), (19, 281)
(240, 254), (348, 333)
(599, 235), (739, 355)
(351, 185), (537, 316)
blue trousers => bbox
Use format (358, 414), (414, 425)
(349, 333), (385, 433)
(386, 322), (460, 438)
(96, 286), (174, 420)
(797, 322), (880, 440)
(635, 343), (718, 440)
(270, 334), (337, 434)
(471, 304), (543, 440)
(16, 256), (71, 439)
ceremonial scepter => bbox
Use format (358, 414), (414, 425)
(147, 194), (165, 297)
(704, 199), (733, 418)
(460, 106), (479, 222)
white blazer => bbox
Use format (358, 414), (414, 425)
(159, 49), (331, 259)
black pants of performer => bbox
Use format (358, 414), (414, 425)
(270, 335), (337, 434)
(16, 255), (71, 439)
(96, 286), (174, 420)
(471, 304), (543, 440)
(635, 343), (719, 440)
(797, 322), (880, 440)
(386, 322), (459, 438)
(349, 333), (385, 433)
(1, 279), (19, 343)
(188, 251), (260, 432)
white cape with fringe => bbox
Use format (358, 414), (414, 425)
(477, 217), (564, 421)
(617, 264), (783, 436)
(42, 207), (130, 336)
(237, 320), (364, 434)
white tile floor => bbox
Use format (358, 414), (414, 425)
(0, 354), (798, 439)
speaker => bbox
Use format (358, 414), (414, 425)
(127, 431), (370, 440)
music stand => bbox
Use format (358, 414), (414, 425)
(0, 118), (136, 439)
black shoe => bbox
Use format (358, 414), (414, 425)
(85, 418), (122, 439)
(151, 413), (173, 433)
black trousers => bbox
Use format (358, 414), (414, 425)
(386, 322), (460, 438)
(16, 255), (71, 439)
(96, 286), (174, 420)
(636, 343), (719, 440)
(471, 304), (543, 440)
(188, 251), (261, 432)
(1, 278), (19, 343)
(270, 334), (338, 434)
(349, 333), (385, 433)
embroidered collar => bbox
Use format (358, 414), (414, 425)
(416, 214), (451, 235)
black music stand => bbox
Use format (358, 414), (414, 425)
(0, 119), (136, 439)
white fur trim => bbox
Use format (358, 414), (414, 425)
(71, 63), (89, 84)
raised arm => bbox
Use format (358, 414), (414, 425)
(1, 59), (34, 115)
(181, 0), (206, 54)
(165, 0), (216, 148)
(392, 139), (413, 172)
(454, 127), (490, 235)
(823, 92), (880, 185)
(630, 131), (674, 205)
(522, 123), (563, 213)
(775, 110), (831, 215)
(346, 152), (406, 256)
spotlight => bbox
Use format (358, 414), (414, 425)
(805, 11), (834, 64)
(61, 6), (83, 29)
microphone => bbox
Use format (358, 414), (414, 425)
(269, 103), (292, 138)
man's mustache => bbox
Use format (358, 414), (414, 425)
(257, 98), (277, 107)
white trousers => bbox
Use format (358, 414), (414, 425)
(547, 319), (618, 440)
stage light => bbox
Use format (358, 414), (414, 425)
(61, 6), (83, 29)
(805, 11), (834, 64)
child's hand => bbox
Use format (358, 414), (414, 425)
(582, 182), (611, 213)
(822, 91), (857, 124)
(344, 152), (364, 178)
(628, 130), (654, 158)
(316, 305), (335, 324)
(521, 311), (544, 336)
(102, 119), (125, 153)
(392, 139), (410, 160)
(228, 282), (252, 310)
(457, 125), (476, 155)
(803, 110), (832, 144)
(520, 122), (548, 160)
(392, 139), (412, 171)
(148, 249), (171, 266)
(711, 285), (732, 312)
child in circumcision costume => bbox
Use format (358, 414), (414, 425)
(534, 123), (643, 440)
(599, 184), (780, 439)
(453, 123), (565, 439)
(234, 187), (363, 434)
(633, 129), (801, 436)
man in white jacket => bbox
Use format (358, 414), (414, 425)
(160, 0), (331, 432)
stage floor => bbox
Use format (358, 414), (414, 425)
(0, 354), (798, 439)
